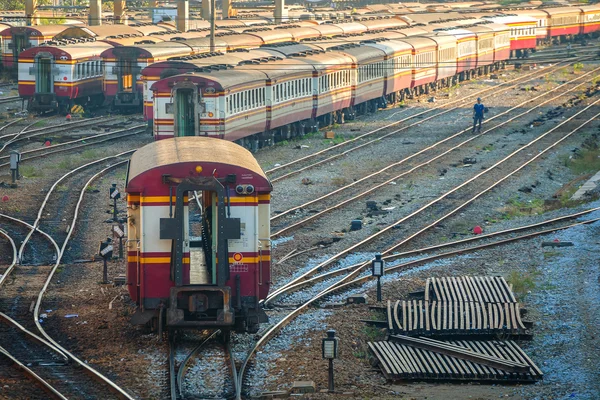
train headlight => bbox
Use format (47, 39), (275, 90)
(236, 185), (245, 195)
(246, 185), (254, 194)
(208, 112), (214, 117)
(195, 165), (203, 173)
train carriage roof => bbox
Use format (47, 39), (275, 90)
(329, 43), (386, 63)
(361, 38), (413, 56)
(243, 28), (294, 44)
(356, 17), (409, 31)
(1, 25), (71, 37)
(151, 69), (267, 93)
(278, 26), (322, 41)
(217, 33), (264, 49)
(484, 15), (537, 25)
(309, 24), (345, 36)
(580, 5), (600, 13)
(355, 30), (407, 42)
(426, 31), (458, 46)
(399, 36), (438, 51)
(20, 41), (113, 60)
(127, 137), (270, 191)
(214, 19), (248, 28)
(391, 27), (430, 37)
(129, 23), (175, 35)
(433, 28), (476, 40)
(55, 25), (143, 40)
(108, 41), (197, 60)
(506, 9), (549, 19)
(540, 7), (584, 16)
(334, 21), (368, 35)
(261, 42), (324, 56)
(241, 58), (316, 81)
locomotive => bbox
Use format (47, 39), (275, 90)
(125, 137), (272, 334)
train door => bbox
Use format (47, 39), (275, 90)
(36, 55), (53, 94)
(12, 33), (28, 64)
(173, 82), (202, 137)
(187, 191), (213, 285)
(119, 59), (133, 93)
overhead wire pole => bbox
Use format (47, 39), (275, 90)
(210, 0), (216, 52)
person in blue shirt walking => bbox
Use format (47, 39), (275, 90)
(472, 97), (485, 133)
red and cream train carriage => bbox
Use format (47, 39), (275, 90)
(18, 41), (113, 112)
(485, 16), (537, 56)
(126, 137), (272, 333)
(1, 25), (71, 70)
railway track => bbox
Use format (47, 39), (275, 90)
(0, 116), (115, 155)
(264, 55), (595, 183)
(0, 124), (146, 169)
(265, 93), (600, 306)
(169, 331), (239, 400)
(233, 102), (600, 396)
(237, 94), (600, 395)
(0, 95), (19, 105)
(0, 151), (137, 398)
(268, 64), (600, 238)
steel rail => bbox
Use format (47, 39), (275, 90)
(274, 206), (600, 295)
(32, 158), (136, 399)
(0, 228), (17, 287)
(0, 95), (19, 105)
(269, 66), (600, 234)
(237, 212), (600, 399)
(0, 117), (52, 153)
(0, 213), (61, 265)
(308, 102), (600, 303)
(0, 118), (23, 134)
(0, 346), (67, 400)
(265, 85), (600, 305)
(0, 126), (146, 169)
(264, 57), (588, 180)
(0, 313), (69, 363)
(0, 116), (109, 154)
(169, 338), (178, 400)
(17, 149), (134, 262)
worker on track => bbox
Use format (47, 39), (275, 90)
(472, 97), (485, 133)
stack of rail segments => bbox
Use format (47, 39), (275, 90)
(368, 336), (543, 382)
(386, 276), (530, 338)
(368, 275), (542, 383)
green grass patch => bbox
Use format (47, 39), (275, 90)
(34, 120), (47, 128)
(81, 149), (98, 159)
(502, 197), (545, 219)
(562, 148), (600, 174)
(20, 165), (42, 178)
(482, 144), (494, 152)
(506, 270), (538, 301)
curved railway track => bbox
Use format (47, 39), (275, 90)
(269, 65), (600, 237)
(0, 151), (137, 398)
(264, 55), (594, 183)
(169, 330), (239, 400)
(236, 103), (600, 398)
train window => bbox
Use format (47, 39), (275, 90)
(165, 102), (174, 114)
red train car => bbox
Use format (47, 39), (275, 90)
(126, 137), (272, 334)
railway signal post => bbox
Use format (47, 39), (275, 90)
(112, 223), (125, 259)
(372, 253), (385, 302)
(109, 184), (121, 222)
(99, 238), (113, 284)
(322, 330), (338, 392)
(9, 150), (21, 186)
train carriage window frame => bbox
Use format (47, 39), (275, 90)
(165, 102), (174, 114)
